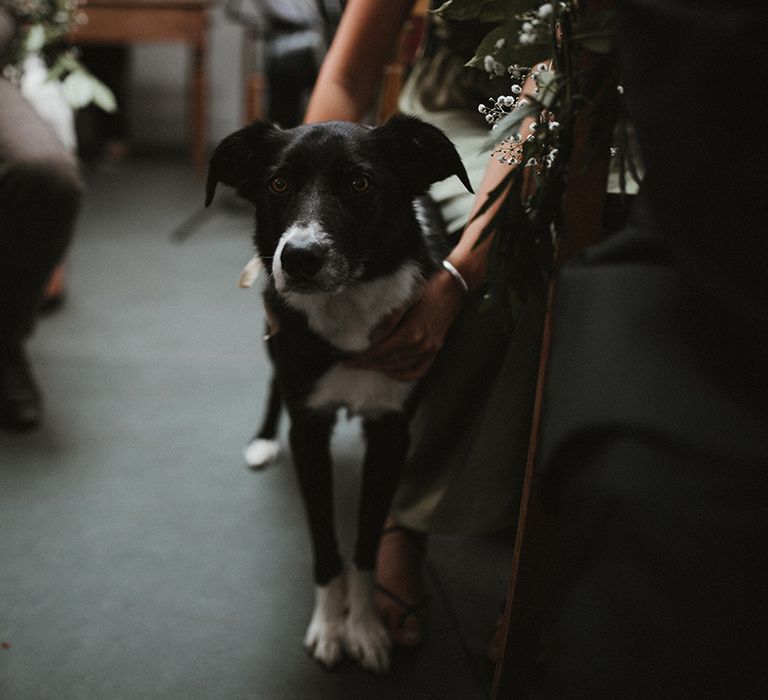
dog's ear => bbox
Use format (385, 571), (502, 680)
(205, 121), (286, 206)
(369, 114), (474, 195)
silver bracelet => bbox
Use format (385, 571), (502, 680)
(441, 259), (469, 293)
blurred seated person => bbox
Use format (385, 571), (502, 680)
(0, 2), (84, 430)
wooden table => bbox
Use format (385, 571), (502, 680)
(69, 0), (210, 172)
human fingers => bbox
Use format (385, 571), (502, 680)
(379, 354), (436, 381)
(368, 304), (410, 346)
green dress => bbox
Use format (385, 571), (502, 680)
(390, 10), (544, 535)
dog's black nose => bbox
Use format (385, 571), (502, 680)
(281, 239), (325, 279)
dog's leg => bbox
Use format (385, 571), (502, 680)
(244, 374), (282, 469)
(289, 411), (346, 668)
(344, 413), (410, 673)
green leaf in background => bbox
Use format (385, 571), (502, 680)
(466, 21), (548, 72)
(90, 77), (117, 113)
(24, 24), (46, 53)
(534, 69), (558, 107)
(433, 0), (530, 23)
(571, 9), (616, 54)
(61, 70), (94, 109)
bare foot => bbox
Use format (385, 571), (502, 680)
(374, 517), (429, 647)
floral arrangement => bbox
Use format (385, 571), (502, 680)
(435, 0), (629, 311)
(4, 0), (116, 111)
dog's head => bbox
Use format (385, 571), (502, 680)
(206, 116), (472, 296)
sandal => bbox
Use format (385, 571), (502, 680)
(375, 523), (430, 648)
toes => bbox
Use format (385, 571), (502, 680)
(304, 627), (344, 668)
(344, 617), (392, 673)
(307, 636), (343, 668)
(392, 613), (423, 648)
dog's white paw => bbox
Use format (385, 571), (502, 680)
(304, 571), (347, 668)
(343, 565), (392, 673)
(243, 438), (280, 470)
(344, 610), (391, 673)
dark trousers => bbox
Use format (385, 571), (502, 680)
(0, 78), (83, 343)
(531, 1), (768, 694)
(535, 254), (768, 697)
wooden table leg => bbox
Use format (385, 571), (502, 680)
(190, 40), (208, 174)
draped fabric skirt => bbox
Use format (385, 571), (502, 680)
(390, 72), (543, 535)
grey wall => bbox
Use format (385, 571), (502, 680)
(127, 3), (246, 149)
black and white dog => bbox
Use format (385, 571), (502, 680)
(206, 115), (471, 672)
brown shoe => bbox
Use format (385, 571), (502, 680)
(0, 343), (42, 431)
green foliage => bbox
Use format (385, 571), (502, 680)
(434, 1), (621, 309)
(432, 0), (529, 23)
(465, 22), (546, 72)
(6, 0), (117, 112)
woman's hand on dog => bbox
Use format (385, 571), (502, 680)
(344, 270), (464, 381)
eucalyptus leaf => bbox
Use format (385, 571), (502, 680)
(471, 167), (518, 223)
(535, 70), (560, 108)
(465, 22), (547, 72)
(24, 25), (46, 53)
(91, 78), (117, 113)
(433, 0), (527, 22)
(572, 32), (614, 54)
(61, 70), (94, 109)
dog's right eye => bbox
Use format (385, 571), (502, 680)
(268, 176), (290, 194)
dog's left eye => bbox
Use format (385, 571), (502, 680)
(350, 175), (371, 193)
(269, 176), (290, 194)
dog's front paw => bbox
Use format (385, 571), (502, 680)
(344, 610), (391, 673)
(243, 438), (280, 470)
(304, 571), (347, 668)
(343, 564), (392, 673)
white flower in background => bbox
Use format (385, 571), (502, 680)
(19, 54), (76, 151)
(8, 0), (116, 113)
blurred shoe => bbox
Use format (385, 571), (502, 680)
(98, 139), (129, 173)
(103, 139), (129, 163)
(0, 343), (42, 431)
(39, 262), (66, 315)
(39, 291), (66, 315)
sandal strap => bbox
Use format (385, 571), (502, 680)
(374, 582), (430, 624)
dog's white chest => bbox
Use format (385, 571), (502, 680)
(307, 366), (415, 417)
(284, 261), (423, 352)
(284, 261), (423, 416)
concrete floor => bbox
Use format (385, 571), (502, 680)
(0, 155), (515, 699)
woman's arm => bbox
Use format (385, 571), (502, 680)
(347, 67), (543, 381)
(304, 0), (415, 123)
(345, 154), (512, 380)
